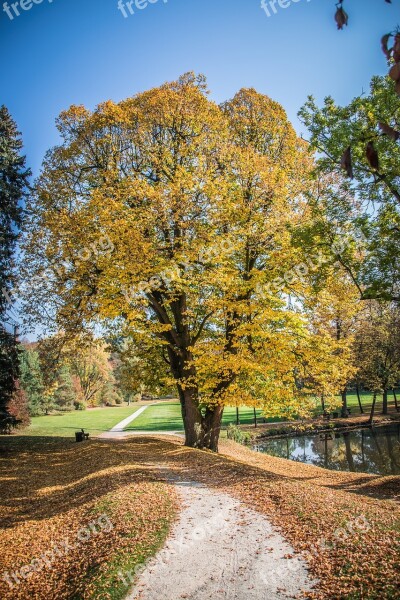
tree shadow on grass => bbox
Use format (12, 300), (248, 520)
(0, 435), (399, 533)
(0, 435), (174, 528)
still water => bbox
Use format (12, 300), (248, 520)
(253, 425), (400, 475)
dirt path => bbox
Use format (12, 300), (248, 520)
(126, 472), (316, 600)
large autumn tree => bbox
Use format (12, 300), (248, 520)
(23, 74), (352, 450)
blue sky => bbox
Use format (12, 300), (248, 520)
(1, 0), (398, 176)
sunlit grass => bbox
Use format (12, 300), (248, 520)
(21, 404), (141, 437)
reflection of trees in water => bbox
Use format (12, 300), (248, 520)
(260, 437), (299, 460)
(258, 425), (400, 475)
(385, 430), (400, 472)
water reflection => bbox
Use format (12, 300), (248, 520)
(254, 425), (400, 475)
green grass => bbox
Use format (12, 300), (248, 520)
(317, 390), (400, 414)
(126, 390), (400, 432)
(85, 512), (173, 600)
(125, 402), (271, 431)
(74, 485), (175, 600)
(20, 389), (399, 438)
(21, 404), (141, 437)
(126, 402), (183, 431)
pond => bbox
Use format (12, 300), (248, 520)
(253, 424), (400, 476)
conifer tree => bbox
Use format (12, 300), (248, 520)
(0, 106), (30, 421)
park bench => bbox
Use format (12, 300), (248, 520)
(75, 429), (90, 442)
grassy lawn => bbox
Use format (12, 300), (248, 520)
(126, 402), (184, 431)
(127, 391), (400, 433)
(22, 405), (141, 437)
(21, 391), (398, 439)
(125, 402), (271, 431)
(317, 391), (400, 414)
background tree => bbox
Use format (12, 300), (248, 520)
(53, 364), (75, 410)
(354, 301), (400, 417)
(303, 272), (360, 416)
(19, 346), (44, 416)
(299, 76), (400, 302)
(68, 344), (114, 408)
(40, 383), (58, 416)
(113, 336), (174, 402)
(0, 106), (30, 425)
(6, 380), (30, 428)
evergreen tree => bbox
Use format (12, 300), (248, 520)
(19, 348), (44, 416)
(54, 364), (76, 410)
(0, 106), (30, 419)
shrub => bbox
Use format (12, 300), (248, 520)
(74, 401), (86, 411)
(226, 424), (253, 445)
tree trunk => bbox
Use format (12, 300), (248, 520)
(236, 406), (240, 425)
(179, 387), (204, 448)
(341, 388), (348, 418)
(382, 389), (388, 415)
(253, 406), (257, 428)
(368, 392), (377, 425)
(202, 405), (224, 452)
(178, 387), (224, 452)
(356, 384), (364, 414)
(393, 389), (399, 413)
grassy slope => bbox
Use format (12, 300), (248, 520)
(21, 405), (142, 437)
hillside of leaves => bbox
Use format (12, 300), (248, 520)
(1, 435), (399, 599)
(0, 437), (178, 600)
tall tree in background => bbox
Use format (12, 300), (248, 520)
(53, 364), (75, 410)
(0, 106), (30, 424)
(19, 347), (44, 416)
(299, 76), (400, 301)
(304, 272), (359, 417)
(354, 302), (400, 417)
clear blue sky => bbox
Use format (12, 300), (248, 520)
(1, 0), (398, 176)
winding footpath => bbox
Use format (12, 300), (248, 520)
(100, 409), (316, 599)
(127, 473), (316, 600)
